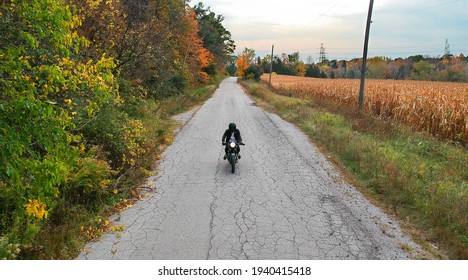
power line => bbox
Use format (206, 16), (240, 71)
(297, 44), (445, 51)
(301, 0), (344, 30)
(375, 0), (461, 22)
(281, 43), (459, 53)
(326, 50), (444, 55)
(269, 2), (467, 60)
(319, 0), (463, 44)
(298, 47), (467, 61)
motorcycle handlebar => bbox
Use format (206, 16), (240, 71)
(222, 142), (245, 146)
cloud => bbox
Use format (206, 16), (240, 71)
(194, 0), (468, 59)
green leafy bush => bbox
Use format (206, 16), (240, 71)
(245, 65), (262, 80)
(0, 0), (118, 258)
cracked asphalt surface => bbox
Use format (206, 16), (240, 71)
(78, 77), (423, 260)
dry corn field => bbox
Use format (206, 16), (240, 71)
(262, 74), (468, 144)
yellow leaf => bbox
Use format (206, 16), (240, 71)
(24, 198), (48, 219)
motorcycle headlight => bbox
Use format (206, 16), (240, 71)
(229, 142), (236, 148)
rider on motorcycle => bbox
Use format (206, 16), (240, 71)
(222, 123), (243, 160)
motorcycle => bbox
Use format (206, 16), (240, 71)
(223, 138), (245, 173)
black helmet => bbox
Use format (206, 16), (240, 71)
(228, 123), (236, 130)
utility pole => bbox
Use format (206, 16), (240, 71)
(358, 0), (374, 111)
(269, 44), (274, 86)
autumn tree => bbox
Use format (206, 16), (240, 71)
(236, 56), (250, 78)
(366, 56), (388, 79)
(296, 61), (306, 77)
(69, 0), (126, 62)
(236, 48), (256, 78)
(179, 8), (215, 85)
(193, 2), (235, 74)
(70, 0), (210, 95)
(413, 60), (433, 75)
(1, 0), (236, 259)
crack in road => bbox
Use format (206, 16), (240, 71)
(78, 77), (425, 260)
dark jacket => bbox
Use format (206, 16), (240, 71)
(222, 128), (242, 144)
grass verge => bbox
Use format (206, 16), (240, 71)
(240, 79), (467, 259)
(20, 78), (222, 259)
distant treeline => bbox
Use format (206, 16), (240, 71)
(233, 48), (468, 82)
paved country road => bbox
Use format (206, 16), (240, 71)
(79, 77), (423, 260)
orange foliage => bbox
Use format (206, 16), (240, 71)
(236, 55), (249, 78)
(185, 9), (214, 84)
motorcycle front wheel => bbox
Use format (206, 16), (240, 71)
(230, 154), (236, 173)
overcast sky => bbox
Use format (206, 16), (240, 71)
(190, 0), (468, 61)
